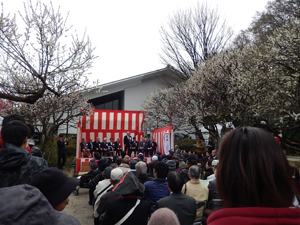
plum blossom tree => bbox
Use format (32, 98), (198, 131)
(12, 90), (94, 152)
(0, 0), (96, 103)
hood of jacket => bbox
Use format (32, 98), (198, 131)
(0, 143), (29, 169)
(0, 184), (80, 225)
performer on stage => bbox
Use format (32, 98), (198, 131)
(101, 138), (109, 157)
(123, 131), (132, 155)
(130, 137), (139, 157)
(108, 138), (114, 156)
(115, 138), (122, 157)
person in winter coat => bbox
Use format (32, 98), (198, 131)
(207, 127), (300, 225)
(0, 120), (48, 188)
(0, 184), (80, 225)
(144, 162), (170, 205)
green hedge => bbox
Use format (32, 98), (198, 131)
(174, 138), (197, 152)
(38, 137), (77, 168)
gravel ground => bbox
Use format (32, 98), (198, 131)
(64, 188), (94, 225)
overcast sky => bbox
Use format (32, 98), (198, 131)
(2, 0), (270, 84)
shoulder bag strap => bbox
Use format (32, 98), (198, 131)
(184, 183), (187, 194)
(115, 199), (141, 225)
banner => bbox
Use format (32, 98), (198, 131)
(152, 125), (173, 155)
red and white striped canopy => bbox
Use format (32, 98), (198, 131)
(76, 110), (145, 158)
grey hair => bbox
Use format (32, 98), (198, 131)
(135, 161), (147, 175)
(189, 165), (201, 179)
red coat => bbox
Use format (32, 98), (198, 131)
(207, 207), (300, 225)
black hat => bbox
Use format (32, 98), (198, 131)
(103, 167), (113, 179)
(169, 150), (174, 154)
(133, 137), (136, 139)
(30, 168), (78, 207)
(112, 171), (145, 195)
(187, 155), (197, 163)
(156, 151), (161, 155)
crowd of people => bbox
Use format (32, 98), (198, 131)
(0, 113), (299, 224)
(79, 132), (158, 158)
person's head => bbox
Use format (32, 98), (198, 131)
(209, 137), (214, 143)
(174, 145), (179, 150)
(186, 155), (197, 165)
(212, 159), (219, 175)
(1, 120), (29, 148)
(133, 137), (136, 141)
(116, 157), (122, 166)
(82, 138), (85, 142)
(117, 138), (120, 142)
(129, 160), (138, 169)
(206, 151), (211, 157)
(103, 167), (113, 179)
(144, 137), (148, 141)
(2, 113), (25, 126)
(89, 138), (93, 142)
(147, 208), (180, 225)
(169, 150), (174, 156)
(211, 149), (217, 157)
(189, 165), (201, 179)
(152, 155), (158, 161)
(110, 137), (113, 142)
(206, 159), (213, 169)
(154, 162), (169, 179)
(30, 168), (78, 211)
(103, 137), (107, 142)
(113, 171), (145, 196)
(121, 158), (129, 165)
(217, 127), (297, 208)
(166, 160), (176, 171)
(127, 131), (130, 135)
(166, 155), (173, 160)
(96, 137), (100, 142)
(167, 171), (183, 193)
(197, 137), (202, 142)
(110, 168), (123, 185)
(138, 153), (144, 161)
(135, 161), (147, 175)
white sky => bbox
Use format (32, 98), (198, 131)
(1, 0), (270, 84)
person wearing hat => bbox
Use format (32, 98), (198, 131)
(156, 151), (162, 161)
(207, 160), (219, 180)
(94, 167), (113, 216)
(0, 184), (80, 225)
(137, 153), (145, 162)
(99, 171), (151, 225)
(166, 160), (176, 172)
(30, 168), (78, 211)
(95, 168), (124, 223)
(182, 154), (198, 170)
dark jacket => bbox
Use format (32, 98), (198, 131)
(57, 139), (68, 154)
(144, 178), (170, 205)
(99, 197), (151, 225)
(0, 143), (48, 188)
(28, 139), (42, 157)
(157, 192), (196, 225)
(137, 174), (153, 184)
(0, 184), (80, 225)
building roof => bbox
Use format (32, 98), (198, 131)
(85, 66), (182, 94)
